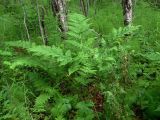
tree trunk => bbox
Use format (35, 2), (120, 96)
(80, 0), (89, 17)
(121, 0), (133, 85)
(122, 0), (132, 26)
(51, 0), (68, 39)
(36, 0), (48, 45)
(19, 0), (31, 41)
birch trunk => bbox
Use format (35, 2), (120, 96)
(51, 0), (68, 39)
(122, 0), (132, 26)
(121, 0), (133, 84)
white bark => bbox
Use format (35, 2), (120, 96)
(58, 0), (68, 33)
(122, 0), (132, 25)
(52, 0), (68, 39)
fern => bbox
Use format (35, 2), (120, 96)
(68, 13), (90, 34)
(34, 93), (52, 112)
(144, 52), (160, 61)
(6, 40), (36, 49)
(75, 101), (94, 120)
(51, 98), (71, 119)
(6, 41), (72, 66)
(67, 13), (94, 42)
(0, 50), (12, 56)
(1, 12), (143, 120)
(4, 57), (43, 69)
(0, 83), (32, 120)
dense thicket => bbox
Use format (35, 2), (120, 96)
(0, 0), (160, 120)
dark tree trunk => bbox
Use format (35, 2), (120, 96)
(80, 0), (90, 17)
(36, 0), (48, 45)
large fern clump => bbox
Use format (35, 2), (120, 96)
(1, 13), (106, 119)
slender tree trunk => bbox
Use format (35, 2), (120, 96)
(19, 0), (31, 41)
(122, 0), (132, 26)
(41, 7), (48, 45)
(93, 0), (98, 15)
(80, 0), (89, 17)
(51, 0), (68, 39)
(36, 0), (48, 45)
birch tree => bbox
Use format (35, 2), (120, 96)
(51, 0), (68, 39)
(121, 0), (133, 84)
(122, 0), (132, 26)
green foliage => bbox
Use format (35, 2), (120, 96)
(0, 1), (160, 120)
(1, 12), (142, 120)
(75, 101), (94, 120)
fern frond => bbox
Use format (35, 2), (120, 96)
(34, 93), (51, 112)
(0, 50), (12, 56)
(4, 57), (45, 69)
(144, 52), (160, 61)
(75, 101), (94, 120)
(6, 40), (36, 49)
(5, 41), (73, 70)
(33, 80), (60, 96)
(51, 98), (71, 118)
(68, 13), (91, 39)
(108, 25), (141, 41)
(28, 45), (63, 58)
(28, 45), (72, 66)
